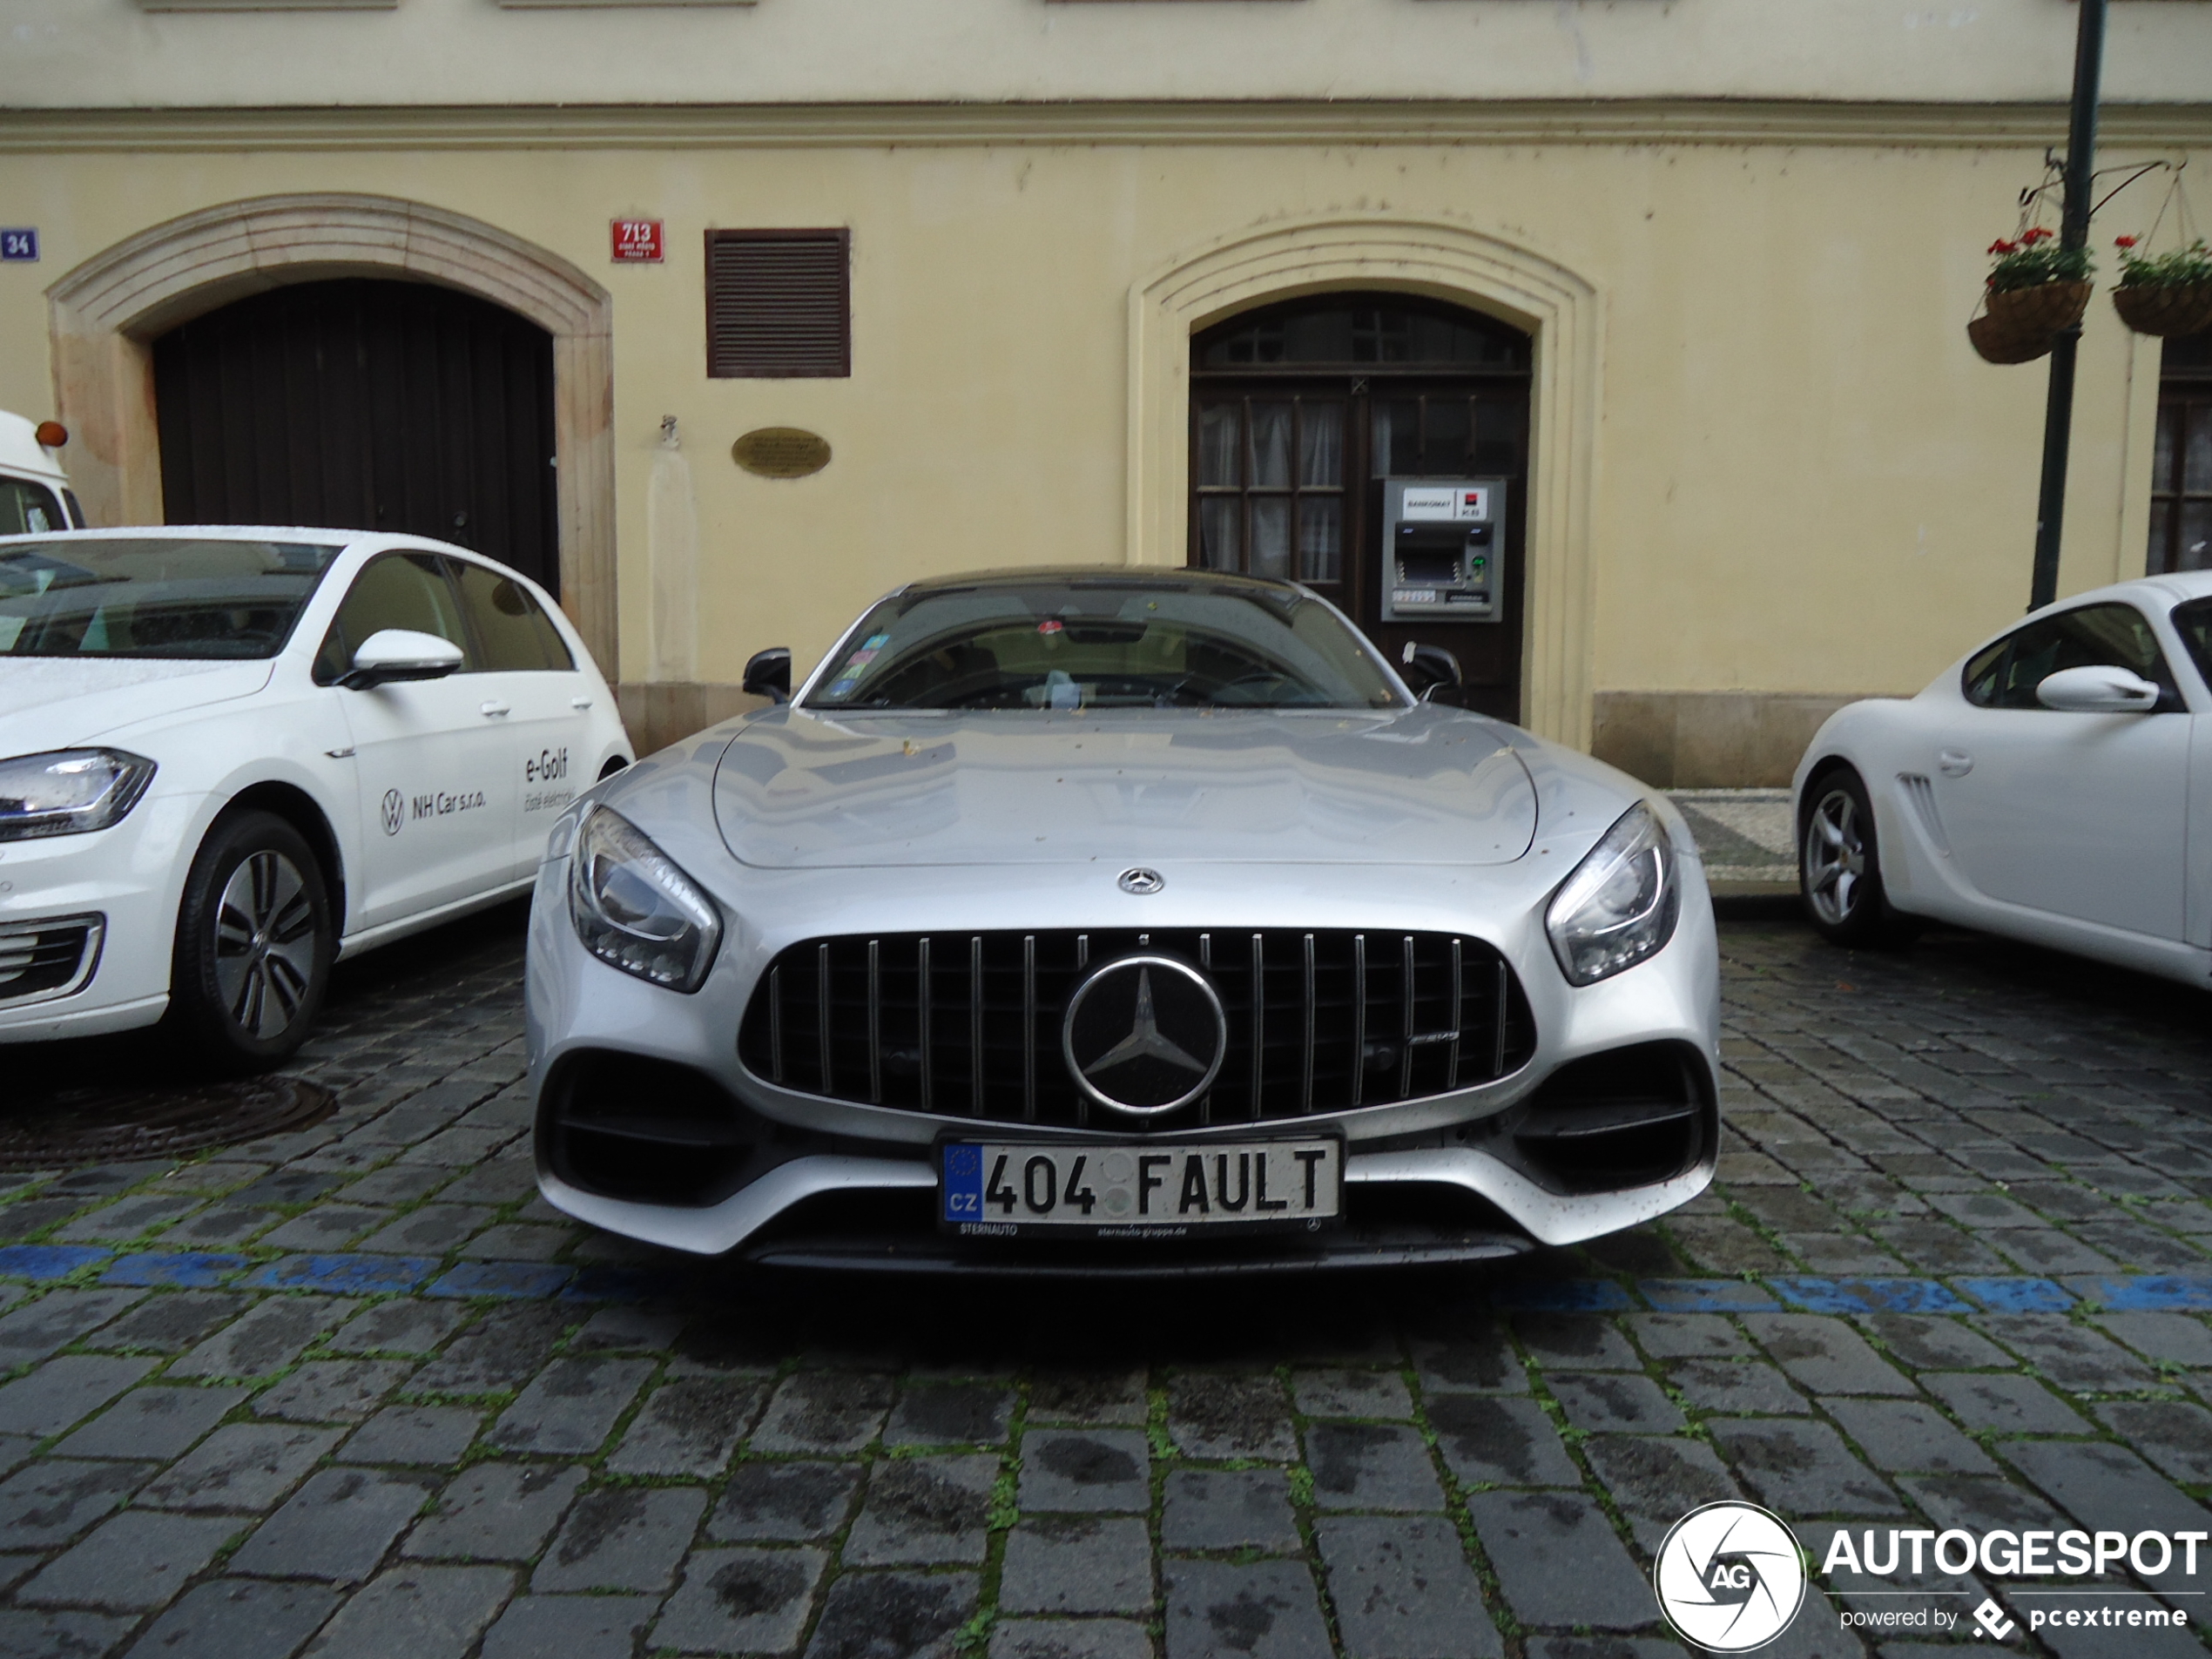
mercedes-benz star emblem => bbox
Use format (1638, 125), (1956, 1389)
(1117, 867), (1164, 895)
(1062, 954), (1226, 1116)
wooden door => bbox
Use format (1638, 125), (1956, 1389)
(152, 278), (560, 596)
(1190, 295), (1533, 721)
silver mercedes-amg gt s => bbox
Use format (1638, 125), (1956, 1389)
(525, 570), (1720, 1274)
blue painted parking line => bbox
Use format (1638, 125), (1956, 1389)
(1769, 1276), (1972, 1314)
(1953, 1277), (2074, 1312)
(0, 1244), (111, 1281)
(426, 1262), (574, 1300)
(102, 1251), (250, 1288)
(243, 1253), (438, 1295)
(1489, 1278), (1635, 1312)
(561, 1264), (689, 1303)
(2060, 1274), (2212, 1312)
(1638, 1278), (1781, 1312)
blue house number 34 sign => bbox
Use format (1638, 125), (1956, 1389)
(1, 230), (39, 263)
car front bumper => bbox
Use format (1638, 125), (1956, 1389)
(0, 792), (206, 1042)
(527, 842), (1723, 1272)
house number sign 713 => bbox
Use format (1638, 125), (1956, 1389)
(610, 220), (663, 263)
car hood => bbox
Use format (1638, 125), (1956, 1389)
(711, 705), (1539, 868)
(0, 658), (275, 753)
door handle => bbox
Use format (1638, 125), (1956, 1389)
(570, 696), (593, 710)
(480, 700), (511, 718)
(1938, 748), (1973, 777)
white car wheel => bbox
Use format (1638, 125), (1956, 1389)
(1798, 770), (1916, 948)
(169, 810), (335, 1069)
(1804, 786), (1866, 927)
(212, 850), (321, 1042)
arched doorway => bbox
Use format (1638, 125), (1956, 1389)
(47, 193), (615, 676)
(1189, 293), (1534, 721)
(152, 279), (560, 594)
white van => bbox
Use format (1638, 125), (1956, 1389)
(0, 413), (84, 535)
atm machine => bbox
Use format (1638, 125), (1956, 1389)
(1379, 477), (1508, 624)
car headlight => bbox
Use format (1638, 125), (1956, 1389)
(0, 749), (157, 843)
(568, 806), (722, 992)
(1545, 800), (1680, 986)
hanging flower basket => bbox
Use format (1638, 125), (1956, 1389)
(2110, 237), (2212, 337)
(1967, 230), (2094, 366)
(1968, 280), (2094, 365)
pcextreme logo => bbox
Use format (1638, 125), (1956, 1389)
(1654, 1502), (1808, 1652)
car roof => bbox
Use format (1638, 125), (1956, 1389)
(0, 412), (70, 485)
(892, 565), (1308, 600)
(2119, 569), (2212, 606)
(0, 526), (508, 567)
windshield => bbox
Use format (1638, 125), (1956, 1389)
(804, 579), (1407, 711)
(0, 537), (341, 660)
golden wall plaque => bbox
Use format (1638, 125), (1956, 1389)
(732, 428), (832, 479)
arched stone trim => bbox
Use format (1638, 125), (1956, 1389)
(47, 193), (618, 677)
(1128, 216), (1602, 750)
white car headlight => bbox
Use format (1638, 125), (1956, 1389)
(568, 806), (722, 992)
(1545, 800), (1680, 986)
(0, 749), (157, 842)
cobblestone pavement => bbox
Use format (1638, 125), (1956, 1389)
(1669, 792), (1793, 887)
(2, 905), (2209, 1659)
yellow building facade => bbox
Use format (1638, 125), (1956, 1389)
(3, 0), (2209, 777)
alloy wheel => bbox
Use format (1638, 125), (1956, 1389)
(1803, 788), (1868, 926)
(212, 851), (320, 1041)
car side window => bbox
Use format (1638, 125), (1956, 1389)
(449, 558), (574, 672)
(314, 552), (476, 685)
(2173, 599), (2212, 692)
(1960, 603), (2182, 711)
(0, 478), (67, 536)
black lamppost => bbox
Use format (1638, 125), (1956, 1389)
(2027, 0), (2109, 612)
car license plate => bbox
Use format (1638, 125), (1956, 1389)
(939, 1140), (1341, 1238)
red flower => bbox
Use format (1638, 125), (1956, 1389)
(2020, 227), (2054, 245)
(1988, 239), (2019, 255)
(2114, 235), (2139, 249)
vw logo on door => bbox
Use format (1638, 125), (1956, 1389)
(1062, 954), (1225, 1116)
(381, 789), (405, 837)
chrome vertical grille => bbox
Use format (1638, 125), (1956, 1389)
(738, 928), (1535, 1131)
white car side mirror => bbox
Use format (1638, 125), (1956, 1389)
(2035, 664), (2161, 713)
(342, 628), (466, 691)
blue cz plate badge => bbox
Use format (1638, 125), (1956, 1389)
(941, 1139), (1340, 1238)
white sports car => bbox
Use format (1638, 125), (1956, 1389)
(0, 529), (630, 1066)
(1794, 570), (2212, 986)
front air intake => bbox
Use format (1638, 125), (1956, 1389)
(541, 1052), (761, 1207)
(1508, 1041), (1712, 1195)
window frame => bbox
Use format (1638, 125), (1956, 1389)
(1960, 601), (2186, 713)
(2148, 334), (2212, 577)
(313, 550), (478, 686)
(446, 554), (575, 673)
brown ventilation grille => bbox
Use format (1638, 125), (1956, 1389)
(705, 229), (851, 379)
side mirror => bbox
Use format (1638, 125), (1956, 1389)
(1400, 641), (1464, 703)
(341, 629), (465, 690)
(2035, 664), (2161, 713)
(743, 646), (792, 705)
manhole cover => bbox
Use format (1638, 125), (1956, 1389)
(0, 1077), (338, 1172)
